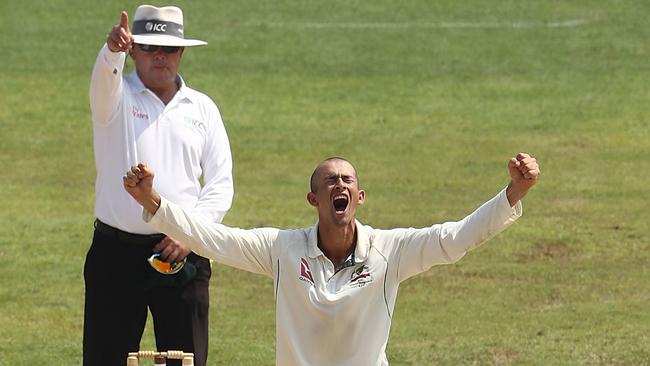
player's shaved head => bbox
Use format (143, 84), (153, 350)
(310, 157), (359, 193)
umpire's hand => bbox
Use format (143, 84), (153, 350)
(107, 11), (134, 52)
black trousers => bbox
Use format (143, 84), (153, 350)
(83, 221), (211, 366)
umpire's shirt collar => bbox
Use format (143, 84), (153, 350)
(126, 71), (193, 104)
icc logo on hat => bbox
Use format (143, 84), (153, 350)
(145, 22), (167, 32)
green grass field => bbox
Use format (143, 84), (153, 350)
(2, 0), (649, 364)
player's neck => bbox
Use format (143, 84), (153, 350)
(317, 221), (356, 270)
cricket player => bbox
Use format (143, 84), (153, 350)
(123, 153), (539, 365)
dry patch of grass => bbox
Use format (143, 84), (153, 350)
(519, 241), (575, 262)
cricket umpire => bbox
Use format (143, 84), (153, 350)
(83, 5), (233, 366)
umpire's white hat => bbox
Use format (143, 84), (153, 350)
(131, 5), (207, 47)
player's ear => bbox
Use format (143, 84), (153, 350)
(357, 190), (365, 205)
(307, 192), (318, 207)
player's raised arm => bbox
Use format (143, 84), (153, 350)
(506, 152), (540, 206)
(107, 11), (133, 52)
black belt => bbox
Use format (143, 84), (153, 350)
(94, 219), (166, 246)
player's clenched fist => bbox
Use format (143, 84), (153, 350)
(123, 163), (159, 214)
(505, 152), (539, 202)
(509, 153), (540, 182)
(107, 11), (133, 53)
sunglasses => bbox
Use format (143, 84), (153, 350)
(137, 44), (181, 54)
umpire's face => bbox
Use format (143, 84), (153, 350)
(307, 159), (365, 227)
(131, 44), (185, 93)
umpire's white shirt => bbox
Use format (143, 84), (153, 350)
(144, 188), (522, 365)
(90, 44), (233, 233)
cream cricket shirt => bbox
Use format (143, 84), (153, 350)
(90, 44), (233, 233)
(144, 188), (522, 365)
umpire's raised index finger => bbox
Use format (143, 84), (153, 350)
(119, 11), (129, 31)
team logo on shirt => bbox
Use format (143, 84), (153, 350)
(299, 257), (314, 285)
(132, 106), (149, 120)
(349, 265), (373, 288)
(183, 116), (206, 131)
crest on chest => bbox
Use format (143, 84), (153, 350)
(296, 257), (376, 289)
(349, 265), (373, 288)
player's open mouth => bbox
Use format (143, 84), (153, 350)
(333, 195), (348, 213)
